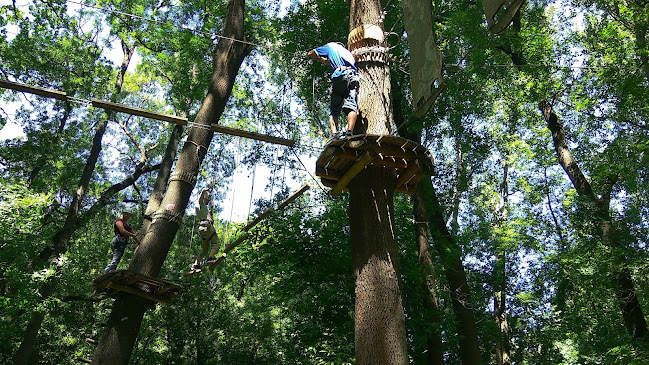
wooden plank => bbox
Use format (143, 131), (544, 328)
(124, 273), (141, 285)
(316, 166), (342, 181)
(396, 161), (421, 188)
(107, 282), (170, 304)
(0, 79), (68, 100)
(396, 185), (416, 195)
(211, 124), (295, 147)
(91, 99), (188, 125)
(277, 183), (310, 210)
(208, 232), (250, 269)
(320, 178), (337, 188)
(242, 207), (274, 232)
(332, 152), (374, 197)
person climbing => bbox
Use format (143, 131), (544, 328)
(104, 210), (140, 273)
(191, 188), (221, 271)
(308, 42), (359, 139)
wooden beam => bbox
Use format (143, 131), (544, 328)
(209, 232), (250, 269)
(331, 152), (374, 197)
(396, 160), (421, 188)
(0, 79), (67, 100)
(242, 207), (275, 232)
(277, 183), (310, 209)
(91, 99), (188, 125)
(210, 124), (295, 147)
(106, 282), (170, 304)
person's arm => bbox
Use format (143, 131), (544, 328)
(115, 220), (138, 239)
(308, 49), (330, 65)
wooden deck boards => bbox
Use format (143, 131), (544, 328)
(315, 134), (434, 195)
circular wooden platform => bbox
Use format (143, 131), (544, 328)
(316, 134), (434, 196)
(94, 270), (181, 305)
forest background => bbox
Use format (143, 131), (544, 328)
(1, 0), (648, 363)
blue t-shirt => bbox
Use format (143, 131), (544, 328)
(314, 42), (357, 78)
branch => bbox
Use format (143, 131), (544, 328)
(79, 163), (161, 223)
(539, 101), (599, 202)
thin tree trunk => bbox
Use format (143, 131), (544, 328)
(414, 185), (445, 365)
(140, 123), (184, 236)
(347, 0), (407, 363)
(13, 43), (136, 365)
(493, 158), (511, 365)
(420, 178), (483, 365)
(540, 100), (648, 343)
(394, 80), (444, 365)
(92, 0), (251, 362)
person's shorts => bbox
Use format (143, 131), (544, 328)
(330, 72), (359, 118)
(198, 220), (220, 255)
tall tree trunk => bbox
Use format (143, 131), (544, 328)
(393, 78), (444, 365)
(420, 178), (483, 364)
(347, 0), (407, 364)
(140, 123), (185, 237)
(493, 158), (511, 365)
(13, 42), (136, 365)
(540, 101), (648, 343)
(92, 0), (251, 363)
(414, 185), (446, 365)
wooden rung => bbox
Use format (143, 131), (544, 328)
(91, 99), (189, 125)
(210, 124), (295, 147)
(277, 183), (310, 210)
(243, 207), (274, 232)
(209, 233), (250, 270)
(85, 338), (97, 346)
(0, 79), (68, 100)
(76, 357), (93, 364)
(332, 152), (375, 197)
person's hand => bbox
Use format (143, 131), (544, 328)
(132, 230), (140, 237)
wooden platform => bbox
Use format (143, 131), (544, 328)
(93, 270), (181, 304)
(316, 134), (434, 196)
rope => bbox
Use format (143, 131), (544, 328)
(247, 163), (256, 218)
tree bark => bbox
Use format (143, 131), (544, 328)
(394, 79), (444, 365)
(414, 185), (445, 365)
(13, 42), (137, 365)
(540, 100), (648, 343)
(140, 124), (185, 237)
(420, 178), (483, 365)
(346, 0), (407, 363)
(92, 0), (251, 363)
(493, 158), (511, 365)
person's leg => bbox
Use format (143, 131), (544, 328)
(346, 111), (357, 134)
(330, 76), (346, 137)
(342, 84), (359, 136)
(104, 247), (125, 273)
(207, 232), (221, 259)
(194, 222), (211, 268)
(329, 115), (338, 135)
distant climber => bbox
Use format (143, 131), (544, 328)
(190, 188), (221, 271)
(308, 42), (359, 139)
(104, 210), (140, 273)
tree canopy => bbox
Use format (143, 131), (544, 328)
(1, 0), (648, 363)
